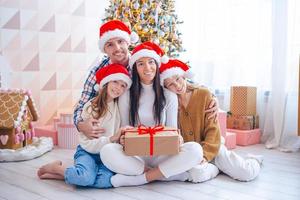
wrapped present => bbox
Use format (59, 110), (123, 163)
(224, 132), (236, 149)
(57, 123), (79, 149)
(227, 128), (261, 146)
(217, 110), (227, 137)
(230, 86), (257, 115)
(124, 125), (179, 156)
(227, 114), (259, 130)
(53, 116), (60, 131)
(60, 112), (73, 124)
(34, 125), (58, 145)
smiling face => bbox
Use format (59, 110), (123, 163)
(163, 75), (187, 95)
(103, 37), (129, 65)
(135, 57), (157, 85)
(106, 80), (127, 101)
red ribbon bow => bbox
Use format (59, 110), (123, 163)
(137, 125), (164, 156)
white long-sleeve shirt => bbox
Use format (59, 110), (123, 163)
(118, 82), (178, 127)
(78, 100), (120, 154)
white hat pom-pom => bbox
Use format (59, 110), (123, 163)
(94, 84), (100, 91)
(161, 55), (169, 64)
(184, 69), (195, 79)
(130, 32), (139, 44)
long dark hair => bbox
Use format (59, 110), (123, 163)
(129, 61), (166, 126)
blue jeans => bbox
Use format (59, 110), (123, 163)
(65, 145), (114, 188)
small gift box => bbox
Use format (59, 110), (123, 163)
(124, 125), (179, 156)
(224, 132), (236, 149)
(34, 125), (58, 145)
(227, 128), (261, 146)
(57, 123), (79, 149)
(230, 86), (257, 115)
(217, 110), (227, 137)
(227, 114), (259, 130)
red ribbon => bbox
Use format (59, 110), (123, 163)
(137, 125), (164, 156)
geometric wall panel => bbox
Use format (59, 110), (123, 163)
(20, 10), (37, 29)
(1, 0), (105, 125)
(4, 33), (20, 50)
(73, 38), (86, 52)
(20, 0), (38, 10)
(57, 35), (71, 52)
(40, 15), (55, 32)
(58, 72), (72, 90)
(1, 29), (19, 49)
(57, 90), (73, 110)
(23, 13), (38, 30)
(2, 10), (20, 29)
(22, 35), (39, 50)
(23, 53), (39, 71)
(73, 1), (85, 16)
(42, 72), (56, 91)
(1, 0), (20, 8)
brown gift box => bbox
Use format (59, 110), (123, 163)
(230, 86), (257, 115)
(227, 114), (259, 130)
(124, 126), (179, 156)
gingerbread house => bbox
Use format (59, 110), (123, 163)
(0, 89), (39, 149)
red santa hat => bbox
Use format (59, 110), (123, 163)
(129, 41), (169, 68)
(98, 20), (139, 52)
(159, 59), (195, 86)
(94, 63), (132, 91)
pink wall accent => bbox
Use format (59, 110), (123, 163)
(0, 0), (106, 125)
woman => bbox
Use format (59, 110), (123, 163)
(100, 42), (203, 187)
(160, 59), (263, 182)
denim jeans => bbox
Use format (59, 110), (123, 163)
(65, 145), (114, 188)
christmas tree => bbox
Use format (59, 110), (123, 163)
(103, 0), (184, 57)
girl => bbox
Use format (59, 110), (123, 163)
(37, 63), (132, 188)
(160, 59), (263, 182)
(100, 42), (203, 187)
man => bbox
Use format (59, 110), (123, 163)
(73, 19), (138, 138)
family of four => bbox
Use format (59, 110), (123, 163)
(37, 20), (263, 188)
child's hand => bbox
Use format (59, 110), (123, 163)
(120, 135), (125, 147)
(109, 128), (122, 143)
(110, 126), (133, 143)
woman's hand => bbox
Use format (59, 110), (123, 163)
(205, 97), (219, 122)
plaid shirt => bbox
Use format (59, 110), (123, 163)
(73, 57), (111, 127)
(73, 56), (131, 128)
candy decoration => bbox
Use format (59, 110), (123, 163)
(0, 135), (9, 145)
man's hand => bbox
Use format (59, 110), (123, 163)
(205, 97), (219, 122)
(77, 118), (105, 139)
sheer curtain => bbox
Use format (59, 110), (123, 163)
(175, 0), (299, 151)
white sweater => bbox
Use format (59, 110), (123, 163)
(78, 100), (120, 154)
(118, 82), (178, 127)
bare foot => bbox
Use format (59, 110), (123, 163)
(37, 160), (62, 178)
(39, 172), (64, 180)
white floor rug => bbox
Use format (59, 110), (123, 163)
(0, 137), (53, 162)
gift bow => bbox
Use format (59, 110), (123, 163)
(137, 125), (164, 156)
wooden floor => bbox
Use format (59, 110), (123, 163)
(0, 144), (299, 200)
